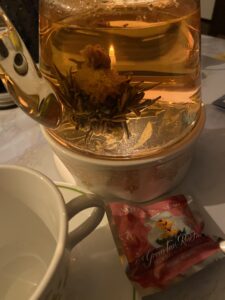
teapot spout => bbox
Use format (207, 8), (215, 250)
(0, 8), (62, 128)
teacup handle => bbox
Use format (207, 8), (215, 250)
(66, 194), (105, 249)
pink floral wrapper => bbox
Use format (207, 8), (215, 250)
(106, 195), (225, 296)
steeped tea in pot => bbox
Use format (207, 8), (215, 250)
(39, 0), (201, 159)
(0, 0), (204, 201)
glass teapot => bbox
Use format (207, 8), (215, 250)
(0, 0), (201, 159)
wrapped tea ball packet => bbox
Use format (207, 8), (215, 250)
(106, 195), (225, 296)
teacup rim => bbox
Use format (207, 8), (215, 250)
(0, 164), (67, 300)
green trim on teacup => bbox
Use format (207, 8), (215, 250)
(133, 288), (136, 300)
(56, 184), (85, 195)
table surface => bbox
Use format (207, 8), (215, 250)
(1, 35), (225, 300)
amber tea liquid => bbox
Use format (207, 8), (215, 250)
(40, 0), (201, 159)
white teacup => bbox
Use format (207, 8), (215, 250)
(0, 165), (104, 300)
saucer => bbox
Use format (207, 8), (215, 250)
(56, 182), (140, 300)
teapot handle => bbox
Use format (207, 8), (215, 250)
(66, 194), (105, 249)
(0, 7), (62, 128)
